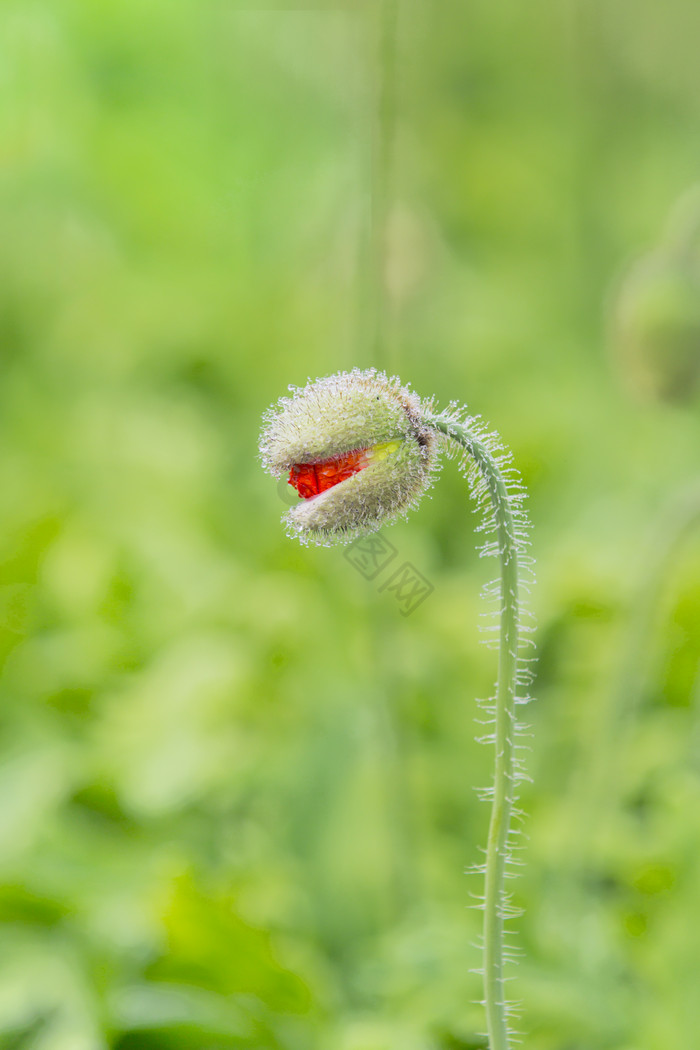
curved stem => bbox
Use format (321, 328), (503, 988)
(427, 413), (523, 1050)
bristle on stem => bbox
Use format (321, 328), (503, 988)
(426, 410), (532, 1050)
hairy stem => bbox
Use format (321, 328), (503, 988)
(427, 413), (523, 1050)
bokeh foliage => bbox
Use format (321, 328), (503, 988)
(2, 2), (700, 1048)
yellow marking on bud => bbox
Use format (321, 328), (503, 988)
(367, 439), (401, 462)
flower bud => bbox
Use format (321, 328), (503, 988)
(259, 369), (438, 545)
(612, 251), (700, 404)
(611, 188), (700, 405)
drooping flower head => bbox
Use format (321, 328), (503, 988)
(260, 368), (534, 1050)
(260, 369), (438, 545)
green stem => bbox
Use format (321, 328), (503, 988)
(367, 0), (398, 370)
(427, 414), (524, 1050)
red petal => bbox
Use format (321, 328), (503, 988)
(289, 463), (319, 499)
(288, 449), (370, 499)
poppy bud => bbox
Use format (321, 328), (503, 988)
(612, 188), (700, 405)
(259, 369), (438, 545)
(612, 251), (700, 404)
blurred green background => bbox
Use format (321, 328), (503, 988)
(2, 2), (700, 1047)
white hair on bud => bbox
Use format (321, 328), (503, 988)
(259, 369), (439, 546)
